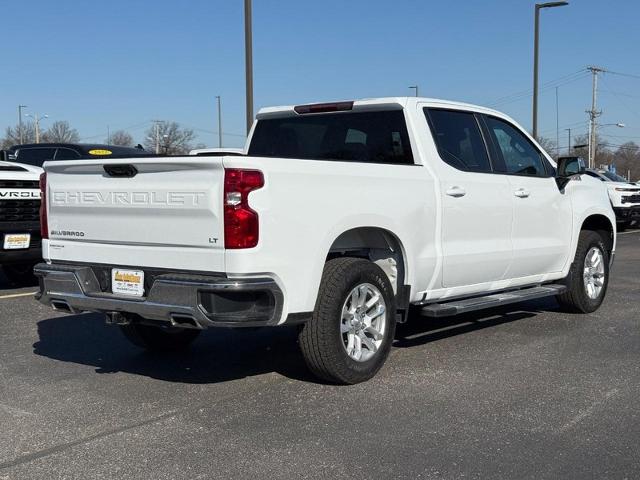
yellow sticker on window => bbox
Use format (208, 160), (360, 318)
(88, 149), (112, 156)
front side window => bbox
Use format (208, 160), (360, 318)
(485, 116), (547, 177)
(425, 108), (491, 173)
(248, 110), (414, 164)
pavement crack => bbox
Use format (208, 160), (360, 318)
(557, 388), (620, 433)
(0, 408), (181, 471)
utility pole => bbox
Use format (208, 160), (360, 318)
(244, 0), (254, 135)
(532, 2), (569, 139)
(587, 66), (605, 168)
(409, 85), (419, 97)
(556, 87), (560, 158)
(216, 96), (223, 148)
(151, 120), (163, 154)
(18, 105), (27, 144)
(107, 125), (110, 144)
(565, 128), (571, 155)
(26, 113), (48, 144)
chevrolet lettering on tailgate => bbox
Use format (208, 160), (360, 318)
(51, 191), (206, 206)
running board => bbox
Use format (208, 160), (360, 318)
(420, 284), (567, 318)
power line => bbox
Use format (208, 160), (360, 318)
(608, 70), (640, 81)
(488, 69), (586, 104)
(487, 69), (589, 107)
(600, 77), (640, 122)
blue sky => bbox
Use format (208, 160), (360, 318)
(2, 0), (639, 150)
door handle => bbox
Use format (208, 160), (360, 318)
(445, 186), (466, 198)
(514, 188), (530, 198)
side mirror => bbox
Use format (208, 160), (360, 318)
(556, 156), (585, 190)
(557, 156), (585, 177)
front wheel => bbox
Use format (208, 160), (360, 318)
(119, 322), (201, 351)
(298, 257), (396, 384)
(556, 230), (610, 313)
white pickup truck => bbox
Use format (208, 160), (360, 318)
(0, 158), (43, 284)
(35, 97), (616, 384)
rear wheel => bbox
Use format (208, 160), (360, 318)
(119, 322), (201, 351)
(556, 230), (609, 313)
(298, 257), (396, 384)
(2, 263), (37, 286)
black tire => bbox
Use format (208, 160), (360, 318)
(2, 263), (37, 286)
(556, 230), (609, 313)
(298, 257), (396, 384)
(119, 322), (201, 351)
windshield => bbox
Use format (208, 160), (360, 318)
(600, 171), (628, 183)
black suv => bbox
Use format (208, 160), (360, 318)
(1, 143), (150, 285)
(6, 143), (150, 166)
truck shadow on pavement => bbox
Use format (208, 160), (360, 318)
(33, 312), (317, 384)
(395, 296), (558, 348)
(32, 296), (560, 384)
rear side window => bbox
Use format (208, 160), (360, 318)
(14, 148), (57, 167)
(425, 109), (491, 172)
(248, 110), (414, 164)
(484, 116), (548, 177)
(55, 148), (81, 160)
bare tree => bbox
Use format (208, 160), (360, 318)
(108, 130), (134, 146)
(1, 122), (37, 148)
(536, 137), (557, 159)
(143, 122), (195, 155)
(571, 134), (612, 167)
(42, 121), (80, 143)
(613, 142), (640, 181)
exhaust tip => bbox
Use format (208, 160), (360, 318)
(170, 314), (202, 329)
(51, 300), (72, 313)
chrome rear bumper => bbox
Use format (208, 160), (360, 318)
(34, 263), (284, 328)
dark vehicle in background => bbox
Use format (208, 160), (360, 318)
(0, 143), (149, 285)
(6, 143), (149, 167)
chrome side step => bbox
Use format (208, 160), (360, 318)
(420, 284), (567, 318)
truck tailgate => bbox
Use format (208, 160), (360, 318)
(44, 157), (225, 271)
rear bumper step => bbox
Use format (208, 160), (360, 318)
(420, 284), (567, 318)
(34, 263), (284, 328)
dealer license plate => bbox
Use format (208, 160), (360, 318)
(111, 269), (145, 297)
(3, 233), (31, 250)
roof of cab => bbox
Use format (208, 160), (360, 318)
(256, 97), (508, 119)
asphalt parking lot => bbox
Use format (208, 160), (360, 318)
(0, 232), (639, 479)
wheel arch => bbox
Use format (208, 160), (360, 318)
(326, 227), (411, 313)
(581, 214), (615, 257)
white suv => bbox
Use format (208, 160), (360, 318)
(585, 169), (640, 230)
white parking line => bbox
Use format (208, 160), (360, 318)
(0, 292), (36, 300)
(618, 229), (640, 235)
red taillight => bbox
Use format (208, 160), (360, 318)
(224, 169), (264, 249)
(39, 172), (48, 239)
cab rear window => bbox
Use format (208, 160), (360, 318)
(248, 110), (414, 165)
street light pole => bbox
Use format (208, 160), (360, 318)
(18, 105), (27, 144)
(244, 0), (254, 135)
(565, 128), (571, 155)
(26, 113), (48, 144)
(532, 1), (568, 140)
(216, 96), (223, 148)
(409, 86), (419, 97)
